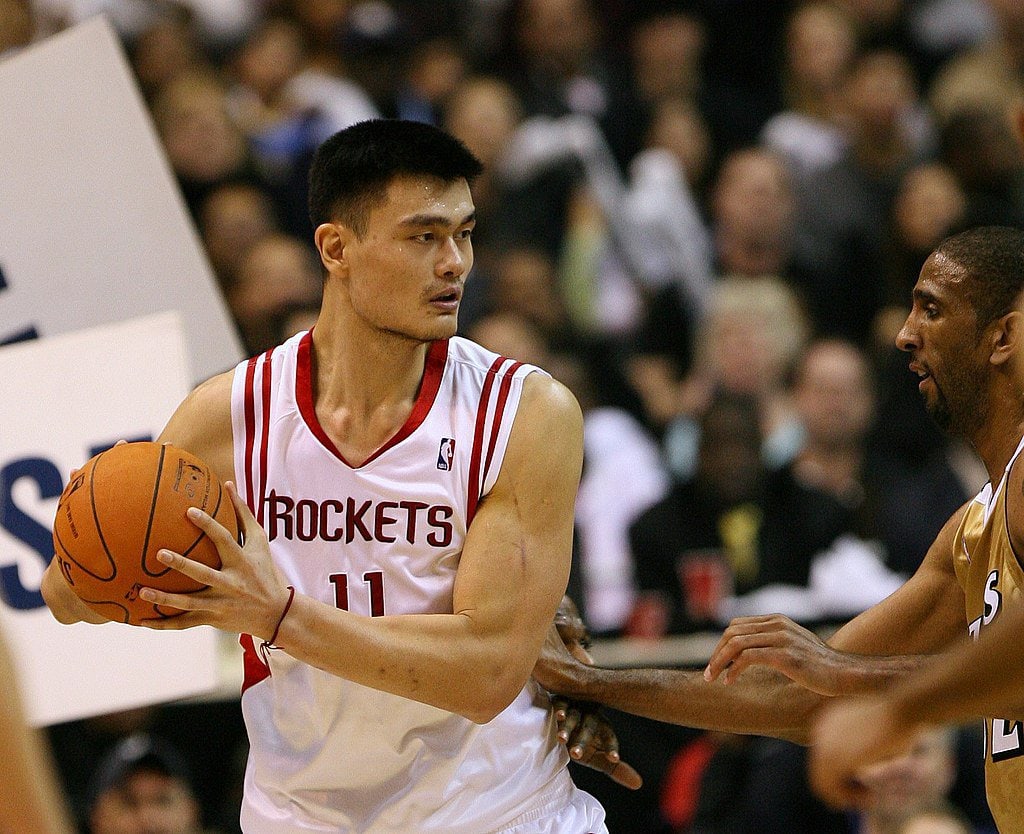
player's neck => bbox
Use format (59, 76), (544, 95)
(971, 389), (1024, 485)
(310, 317), (429, 417)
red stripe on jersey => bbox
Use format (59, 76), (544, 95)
(467, 356), (507, 525)
(295, 334), (450, 468)
(239, 632), (271, 693)
(256, 349), (273, 526)
(243, 357), (258, 513)
(481, 361), (523, 488)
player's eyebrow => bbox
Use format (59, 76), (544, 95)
(399, 211), (476, 229)
(912, 287), (941, 306)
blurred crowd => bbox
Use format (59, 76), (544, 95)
(5, 0), (1024, 830)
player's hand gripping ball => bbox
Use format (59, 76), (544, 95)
(51, 441), (238, 625)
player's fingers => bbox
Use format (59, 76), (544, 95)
(138, 585), (202, 612)
(137, 611), (203, 631)
(225, 481), (260, 544)
(151, 548), (220, 585)
(185, 505), (241, 557)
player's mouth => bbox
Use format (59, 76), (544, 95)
(909, 360), (933, 392)
(429, 286), (462, 312)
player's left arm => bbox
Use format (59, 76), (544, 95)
(140, 374), (583, 724)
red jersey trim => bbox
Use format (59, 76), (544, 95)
(239, 632), (271, 693)
(256, 350), (273, 526)
(482, 361), (523, 489)
(467, 356), (508, 526)
(295, 333), (450, 468)
(242, 357), (258, 514)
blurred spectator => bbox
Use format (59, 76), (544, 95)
(228, 233), (322, 356)
(393, 37), (467, 124)
(498, 0), (645, 169)
(688, 725), (987, 834)
(627, 389), (854, 638)
(629, 9), (704, 107)
(760, 2), (856, 181)
(151, 70), (262, 219)
(128, 11), (208, 104)
(87, 733), (205, 834)
(939, 105), (1024, 229)
(929, 0), (1024, 125)
(198, 181), (281, 292)
(710, 148), (803, 284)
(794, 48), (932, 344)
(688, 276), (809, 470)
(856, 726), (959, 834)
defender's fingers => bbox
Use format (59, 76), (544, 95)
(568, 713), (599, 760)
(607, 759), (643, 790)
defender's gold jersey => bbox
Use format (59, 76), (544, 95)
(953, 438), (1024, 834)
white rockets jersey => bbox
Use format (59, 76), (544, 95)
(229, 331), (605, 834)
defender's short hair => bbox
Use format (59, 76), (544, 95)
(934, 226), (1024, 330)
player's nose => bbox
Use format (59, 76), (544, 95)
(436, 236), (466, 279)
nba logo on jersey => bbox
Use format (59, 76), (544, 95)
(437, 438), (455, 470)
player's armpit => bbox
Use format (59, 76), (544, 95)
(156, 370), (235, 484)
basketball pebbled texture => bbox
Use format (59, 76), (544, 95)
(52, 441), (237, 625)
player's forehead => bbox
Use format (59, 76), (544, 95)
(376, 174), (475, 227)
(913, 251), (971, 307)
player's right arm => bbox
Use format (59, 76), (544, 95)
(534, 502), (969, 744)
(41, 371), (235, 625)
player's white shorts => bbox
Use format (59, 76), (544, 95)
(496, 780), (607, 834)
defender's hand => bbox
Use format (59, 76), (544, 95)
(704, 614), (848, 694)
(551, 695), (643, 790)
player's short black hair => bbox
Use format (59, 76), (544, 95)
(307, 119), (483, 237)
(934, 226), (1024, 331)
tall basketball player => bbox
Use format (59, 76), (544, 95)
(42, 120), (607, 833)
(535, 225), (1024, 834)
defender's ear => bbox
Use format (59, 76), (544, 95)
(314, 223), (347, 274)
(990, 310), (1024, 367)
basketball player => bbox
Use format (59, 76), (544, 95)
(534, 225), (1024, 833)
(41, 120), (608, 832)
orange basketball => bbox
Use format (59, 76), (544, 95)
(51, 441), (238, 625)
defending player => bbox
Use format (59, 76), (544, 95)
(42, 120), (608, 832)
(534, 225), (1024, 833)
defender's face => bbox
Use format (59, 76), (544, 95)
(343, 175), (475, 342)
(896, 253), (988, 436)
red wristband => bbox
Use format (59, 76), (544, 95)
(267, 585), (295, 647)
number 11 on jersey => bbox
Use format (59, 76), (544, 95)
(330, 571), (386, 616)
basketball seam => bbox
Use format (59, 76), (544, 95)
(88, 450), (118, 581)
(140, 444), (167, 578)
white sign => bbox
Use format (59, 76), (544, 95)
(0, 17), (243, 382)
(0, 313), (220, 726)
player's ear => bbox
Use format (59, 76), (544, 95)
(314, 222), (348, 275)
(990, 309), (1024, 367)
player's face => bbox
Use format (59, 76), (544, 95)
(343, 175), (475, 342)
(897, 253), (988, 437)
